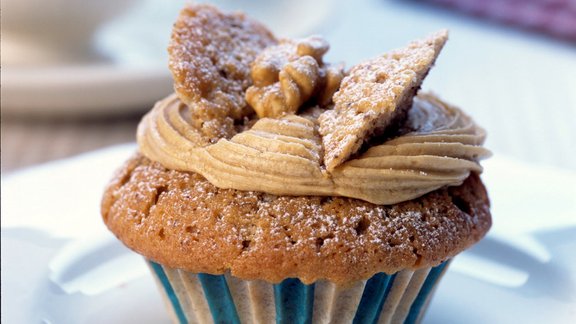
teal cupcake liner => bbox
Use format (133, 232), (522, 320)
(147, 259), (450, 324)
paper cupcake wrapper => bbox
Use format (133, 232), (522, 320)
(147, 259), (450, 324)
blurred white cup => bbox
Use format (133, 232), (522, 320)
(1, 0), (137, 65)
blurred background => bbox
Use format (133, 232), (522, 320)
(2, 0), (575, 172)
(2, 1), (576, 322)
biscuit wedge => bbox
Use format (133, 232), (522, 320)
(319, 30), (448, 171)
(168, 4), (276, 140)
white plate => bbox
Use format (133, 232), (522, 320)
(2, 145), (575, 323)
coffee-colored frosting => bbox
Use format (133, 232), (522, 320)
(137, 93), (490, 204)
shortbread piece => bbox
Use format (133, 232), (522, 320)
(246, 36), (344, 118)
(319, 30), (448, 171)
(169, 4), (276, 141)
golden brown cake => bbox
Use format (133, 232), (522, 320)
(102, 155), (489, 285)
(101, 4), (491, 323)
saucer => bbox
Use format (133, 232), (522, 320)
(1, 64), (172, 118)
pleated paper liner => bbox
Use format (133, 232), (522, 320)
(147, 260), (450, 324)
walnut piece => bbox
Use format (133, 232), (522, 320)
(246, 36), (344, 118)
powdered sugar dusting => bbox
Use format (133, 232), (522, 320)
(319, 30), (448, 171)
(102, 154), (491, 284)
(168, 4), (276, 141)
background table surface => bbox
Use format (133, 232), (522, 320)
(2, 0), (575, 174)
(1, 116), (138, 172)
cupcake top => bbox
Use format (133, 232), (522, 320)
(137, 5), (490, 205)
(102, 4), (492, 285)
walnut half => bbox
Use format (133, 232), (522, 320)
(246, 36), (344, 118)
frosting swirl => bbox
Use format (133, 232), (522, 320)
(137, 93), (490, 204)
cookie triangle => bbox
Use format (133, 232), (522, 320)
(319, 30), (448, 171)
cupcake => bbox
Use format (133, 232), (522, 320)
(102, 4), (491, 324)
